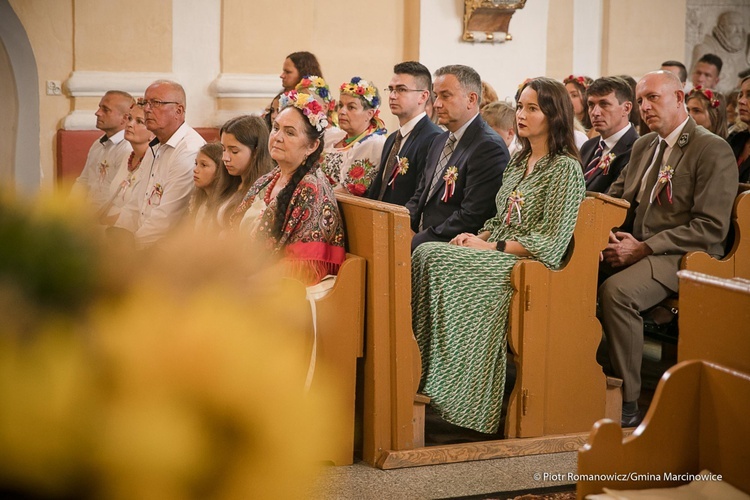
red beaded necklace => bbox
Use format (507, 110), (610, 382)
(263, 170), (282, 206)
(127, 151), (144, 172)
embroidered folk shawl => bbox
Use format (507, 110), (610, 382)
(233, 166), (346, 285)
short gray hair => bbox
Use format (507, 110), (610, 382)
(434, 65), (482, 101)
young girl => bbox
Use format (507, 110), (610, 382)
(190, 142), (233, 233)
(221, 115), (273, 228)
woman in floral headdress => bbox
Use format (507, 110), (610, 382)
(319, 77), (388, 197)
(230, 91), (345, 285)
(564, 74), (596, 144)
(686, 86), (727, 139)
(295, 75), (338, 128)
(411, 77), (584, 434)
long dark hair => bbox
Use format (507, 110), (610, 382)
(287, 51), (323, 85)
(271, 107), (325, 239)
(221, 115), (274, 222)
(516, 77), (580, 163)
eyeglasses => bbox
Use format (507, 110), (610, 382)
(384, 87), (428, 95)
(137, 98), (179, 109)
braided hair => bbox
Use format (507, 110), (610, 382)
(271, 107), (325, 239)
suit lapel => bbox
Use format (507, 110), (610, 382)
(625, 135), (659, 203)
(651, 119), (693, 201)
(427, 117), (482, 201)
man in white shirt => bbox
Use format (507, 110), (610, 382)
(114, 80), (205, 248)
(70, 90), (133, 211)
(579, 76), (638, 193)
(369, 61), (442, 206)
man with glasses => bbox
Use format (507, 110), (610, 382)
(406, 64), (508, 251)
(71, 90), (133, 212)
(369, 61), (442, 206)
(113, 80), (205, 248)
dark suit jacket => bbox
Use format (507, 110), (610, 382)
(607, 118), (738, 291)
(728, 130), (750, 183)
(405, 115), (509, 249)
(369, 114), (442, 206)
(579, 125), (638, 193)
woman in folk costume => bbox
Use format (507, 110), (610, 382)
(231, 91), (345, 285)
(319, 77), (387, 196)
(411, 77), (585, 433)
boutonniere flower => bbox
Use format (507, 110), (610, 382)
(598, 152), (616, 174)
(650, 165), (674, 205)
(388, 156), (410, 188)
(505, 190), (525, 225)
(98, 160), (109, 183)
(441, 166), (458, 202)
(148, 183), (164, 206)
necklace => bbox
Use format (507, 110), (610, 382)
(264, 170), (283, 206)
(127, 151), (144, 172)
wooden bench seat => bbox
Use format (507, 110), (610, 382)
(577, 270), (750, 499)
(345, 193), (630, 469)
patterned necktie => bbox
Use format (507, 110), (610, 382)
(584, 140), (606, 180)
(378, 131), (403, 200)
(428, 133), (457, 198)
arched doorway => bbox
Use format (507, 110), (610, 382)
(0, 0), (40, 193)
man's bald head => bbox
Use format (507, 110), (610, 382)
(636, 71), (688, 138)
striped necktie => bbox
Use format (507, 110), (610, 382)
(584, 140), (606, 179)
(428, 134), (457, 198)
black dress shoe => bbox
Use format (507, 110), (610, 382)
(621, 410), (643, 428)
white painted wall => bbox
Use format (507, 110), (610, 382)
(572, 0), (603, 78)
(172, 0), (220, 127)
(419, 0), (550, 102)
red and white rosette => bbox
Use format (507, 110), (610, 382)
(505, 190), (525, 226)
(441, 166), (458, 202)
(388, 156), (410, 187)
(650, 165), (674, 205)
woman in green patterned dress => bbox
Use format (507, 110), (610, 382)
(412, 77), (586, 434)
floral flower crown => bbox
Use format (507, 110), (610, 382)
(688, 85), (720, 108)
(296, 75), (337, 113)
(279, 90), (329, 132)
(564, 75), (591, 90)
(340, 77), (380, 108)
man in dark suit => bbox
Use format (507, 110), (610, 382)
(580, 76), (638, 193)
(369, 61), (442, 206)
(600, 71), (738, 427)
(406, 64), (509, 251)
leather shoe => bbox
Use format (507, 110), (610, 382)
(621, 410), (643, 428)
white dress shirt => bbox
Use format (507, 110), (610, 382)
(115, 122), (205, 247)
(70, 130), (132, 210)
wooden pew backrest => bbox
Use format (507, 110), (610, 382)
(681, 188), (750, 279)
(506, 192), (629, 438)
(577, 360), (750, 498)
(335, 194), (420, 465)
(677, 270), (750, 375)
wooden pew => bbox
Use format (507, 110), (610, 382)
(505, 192), (629, 438)
(370, 193), (629, 469)
(306, 254), (366, 466)
(676, 270), (750, 374)
(335, 194), (422, 467)
(681, 184), (750, 279)
(577, 360), (750, 499)
(577, 271), (750, 498)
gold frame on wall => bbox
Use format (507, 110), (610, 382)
(463, 0), (527, 43)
